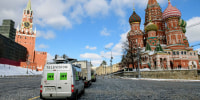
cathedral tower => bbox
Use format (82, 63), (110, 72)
(144, 0), (165, 44)
(162, 0), (185, 49)
(128, 4), (144, 53)
(145, 18), (158, 50)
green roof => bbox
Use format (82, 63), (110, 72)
(145, 22), (158, 32)
(145, 42), (152, 51)
(26, 0), (31, 10)
(155, 43), (163, 52)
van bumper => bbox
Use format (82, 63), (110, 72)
(40, 92), (73, 99)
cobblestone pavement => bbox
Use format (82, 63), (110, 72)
(0, 76), (200, 100)
(0, 76), (41, 100)
(79, 76), (200, 100)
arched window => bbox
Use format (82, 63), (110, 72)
(173, 51), (176, 55)
(181, 51), (183, 55)
(160, 58), (162, 62)
(184, 51), (186, 55)
(177, 51), (179, 55)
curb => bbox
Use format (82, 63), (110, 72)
(0, 75), (42, 78)
(121, 77), (200, 82)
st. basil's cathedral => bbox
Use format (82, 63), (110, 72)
(127, 0), (199, 70)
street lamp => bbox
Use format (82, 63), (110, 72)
(105, 48), (113, 74)
(26, 55), (30, 74)
(136, 40), (141, 78)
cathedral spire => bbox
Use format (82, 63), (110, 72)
(26, 0), (31, 10)
(133, 2), (135, 11)
(148, 0), (158, 5)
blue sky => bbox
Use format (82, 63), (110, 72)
(0, 0), (200, 66)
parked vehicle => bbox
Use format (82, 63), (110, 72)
(40, 55), (84, 100)
(91, 74), (96, 82)
(73, 61), (92, 87)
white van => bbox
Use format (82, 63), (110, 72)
(40, 63), (84, 100)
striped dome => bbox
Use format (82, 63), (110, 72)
(129, 11), (141, 23)
(162, 1), (181, 20)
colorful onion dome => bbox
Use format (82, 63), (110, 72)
(162, 0), (181, 20)
(145, 22), (158, 32)
(179, 19), (187, 33)
(181, 27), (186, 33)
(129, 11), (141, 23)
(179, 19), (187, 28)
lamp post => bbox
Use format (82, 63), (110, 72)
(136, 40), (141, 78)
(105, 48), (113, 74)
(26, 55), (30, 74)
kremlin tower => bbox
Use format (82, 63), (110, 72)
(15, 0), (47, 71)
(126, 0), (199, 70)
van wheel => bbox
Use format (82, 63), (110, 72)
(70, 91), (78, 100)
(75, 91), (78, 100)
(73, 91), (78, 100)
(82, 88), (85, 94)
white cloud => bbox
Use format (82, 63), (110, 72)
(80, 31), (128, 66)
(0, 0), (168, 29)
(84, 0), (109, 17)
(105, 43), (114, 48)
(38, 44), (49, 49)
(101, 28), (110, 36)
(70, 4), (85, 24)
(80, 53), (103, 66)
(101, 31), (128, 59)
(186, 17), (200, 43)
(37, 30), (56, 39)
(33, 0), (72, 29)
(47, 53), (54, 62)
(85, 45), (97, 50)
(195, 48), (200, 55)
(110, 0), (167, 17)
(80, 53), (101, 60)
(112, 31), (128, 56)
(91, 60), (102, 66)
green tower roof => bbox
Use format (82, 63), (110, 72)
(26, 0), (31, 10)
(145, 22), (158, 33)
(155, 43), (163, 52)
(145, 42), (152, 51)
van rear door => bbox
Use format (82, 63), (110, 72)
(56, 70), (71, 97)
(43, 70), (57, 97)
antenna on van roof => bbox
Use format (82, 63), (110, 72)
(53, 54), (77, 64)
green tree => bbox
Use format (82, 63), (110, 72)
(100, 60), (107, 66)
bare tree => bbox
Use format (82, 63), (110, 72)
(121, 40), (136, 70)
